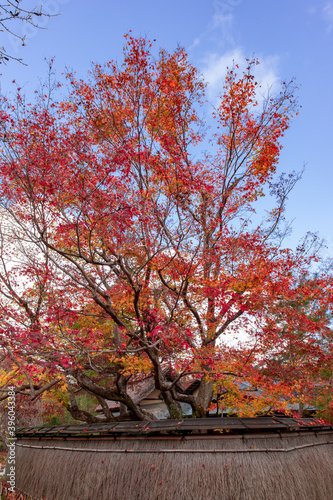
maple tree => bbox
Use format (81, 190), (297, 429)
(0, 35), (332, 421)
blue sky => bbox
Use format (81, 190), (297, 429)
(1, 0), (332, 254)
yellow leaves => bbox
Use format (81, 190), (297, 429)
(0, 368), (18, 386)
(118, 355), (152, 376)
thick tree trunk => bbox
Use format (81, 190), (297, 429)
(195, 377), (214, 417)
(95, 395), (116, 421)
(66, 394), (101, 424)
(171, 388), (202, 417)
(160, 390), (183, 419)
(75, 369), (157, 421)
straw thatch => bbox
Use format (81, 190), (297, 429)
(95, 372), (200, 417)
(12, 430), (333, 500)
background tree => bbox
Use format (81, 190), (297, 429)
(0, 36), (332, 421)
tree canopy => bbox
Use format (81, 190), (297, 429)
(0, 35), (332, 421)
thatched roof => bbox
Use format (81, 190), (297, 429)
(95, 374), (157, 412)
(11, 418), (333, 499)
(95, 373), (200, 414)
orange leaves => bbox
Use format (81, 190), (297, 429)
(212, 60), (298, 212)
(118, 356), (152, 377)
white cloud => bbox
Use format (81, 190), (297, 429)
(323, 1), (333, 32)
(253, 55), (280, 93)
(211, 0), (235, 29)
(212, 11), (234, 30)
(189, 1), (240, 55)
(306, 6), (317, 16)
(190, 37), (201, 50)
(201, 48), (280, 104)
(211, 0), (245, 30)
(202, 48), (243, 96)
